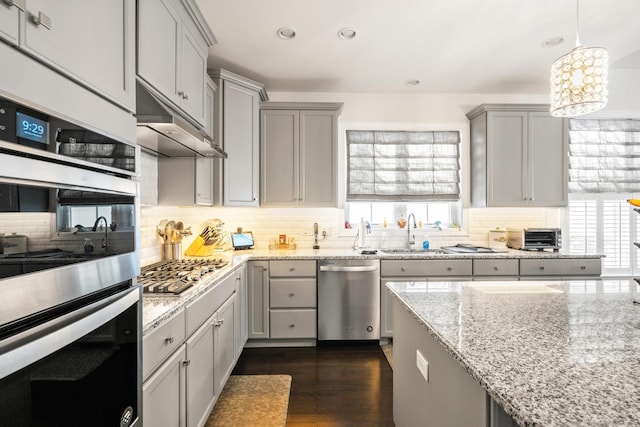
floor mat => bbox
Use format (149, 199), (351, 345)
(205, 375), (291, 427)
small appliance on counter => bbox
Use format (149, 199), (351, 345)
(488, 228), (507, 249)
(507, 228), (562, 251)
(0, 234), (27, 255)
(231, 227), (254, 250)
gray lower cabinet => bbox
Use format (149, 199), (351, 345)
(260, 103), (342, 207)
(380, 259), (473, 339)
(143, 269), (243, 427)
(472, 259), (519, 280)
(519, 258), (602, 279)
(468, 104), (567, 207)
(247, 261), (270, 339)
(269, 260), (317, 339)
(0, 0), (135, 111)
(235, 264), (248, 358)
(143, 345), (187, 427)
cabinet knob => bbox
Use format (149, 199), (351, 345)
(214, 319), (224, 328)
(289, 268), (295, 272)
(288, 293), (295, 297)
(539, 266), (545, 270)
(580, 265), (586, 270)
(31, 11), (51, 30)
(289, 324), (296, 328)
(182, 359), (191, 366)
(494, 266), (499, 271)
(164, 336), (175, 345)
(401, 267), (406, 272)
(447, 267), (452, 271)
(178, 90), (184, 97)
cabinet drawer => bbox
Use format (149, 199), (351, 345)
(270, 278), (317, 308)
(186, 274), (236, 336)
(143, 310), (186, 380)
(270, 309), (317, 338)
(381, 259), (472, 277)
(519, 258), (601, 277)
(473, 259), (519, 276)
(270, 260), (316, 277)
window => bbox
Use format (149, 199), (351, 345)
(346, 130), (461, 229)
(567, 118), (640, 276)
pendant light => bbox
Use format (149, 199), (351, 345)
(549, 0), (608, 117)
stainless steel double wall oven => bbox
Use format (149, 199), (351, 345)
(0, 94), (141, 426)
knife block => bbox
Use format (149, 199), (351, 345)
(184, 236), (215, 257)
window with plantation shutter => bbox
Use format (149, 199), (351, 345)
(567, 118), (640, 276)
(346, 130), (460, 201)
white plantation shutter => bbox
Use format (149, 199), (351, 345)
(346, 130), (461, 201)
(568, 118), (640, 276)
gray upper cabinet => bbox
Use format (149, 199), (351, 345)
(138, 0), (214, 126)
(0, 0), (21, 46)
(210, 69), (267, 207)
(0, 0), (135, 111)
(260, 102), (342, 207)
(468, 104), (568, 207)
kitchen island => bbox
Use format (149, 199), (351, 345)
(387, 279), (640, 426)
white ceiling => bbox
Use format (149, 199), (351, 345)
(196, 0), (640, 94)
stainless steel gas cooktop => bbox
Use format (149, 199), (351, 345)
(138, 257), (229, 295)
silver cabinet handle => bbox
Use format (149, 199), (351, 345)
(494, 266), (500, 271)
(214, 320), (224, 328)
(580, 265), (586, 270)
(3, 0), (25, 11)
(182, 360), (191, 366)
(539, 266), (545, 270)
(320, 265), (379, 272)
(164, 336), (175, 344)
(31, 11), (51, 30)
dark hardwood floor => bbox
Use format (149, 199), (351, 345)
(232, 342), (394, 426)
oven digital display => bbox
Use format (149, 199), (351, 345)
(16, 111), (48, 144)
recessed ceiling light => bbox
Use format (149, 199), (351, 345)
(337, 28), (357, 40)
(277, 27), (297, 40)
(541, 36), (564, 48)
(405, 79), (420, 86)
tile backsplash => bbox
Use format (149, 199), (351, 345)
(140, 205), (562, 266)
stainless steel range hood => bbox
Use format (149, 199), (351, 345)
(135, 83), (227, 158)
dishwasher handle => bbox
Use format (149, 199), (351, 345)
(319, 265), (379, 272)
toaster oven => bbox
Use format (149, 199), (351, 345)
(506, 228), (562, 251)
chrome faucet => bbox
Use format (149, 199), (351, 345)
(92, 216), (109, 252)
(407, 213), (417, 249)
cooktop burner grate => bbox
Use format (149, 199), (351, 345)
(139, 257), (230, 295)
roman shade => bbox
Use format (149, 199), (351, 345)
(568, 119), (640, 193)
(347, 130), (460, 201)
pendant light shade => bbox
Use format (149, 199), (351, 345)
(549, 0), (609, 117)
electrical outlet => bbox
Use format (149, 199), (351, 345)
(416, 349), (429, 383)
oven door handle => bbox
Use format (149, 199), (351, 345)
(0, 287), (139, 379)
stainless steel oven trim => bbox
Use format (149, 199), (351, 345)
(0, 253), (139, 327)
(0, 286), (139, 379)
(0, 151), (137, 195)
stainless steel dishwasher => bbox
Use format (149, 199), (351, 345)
(318, 259), (380, 340)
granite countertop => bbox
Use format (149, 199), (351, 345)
(235, 247), (603, 260)
(142, 254), (251, 335)
(386, 279), (640, 427)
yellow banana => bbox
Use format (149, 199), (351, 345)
(627, 199), (640, 207)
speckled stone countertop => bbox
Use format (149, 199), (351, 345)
(142, 254), (251, 335)
(387, 279), (640, 427)
(236, 247), (603, 260)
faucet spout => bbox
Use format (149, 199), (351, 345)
(407, 213), (417, 249)
(92, 216), (109, 251)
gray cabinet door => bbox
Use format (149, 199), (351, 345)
(195, 158), (214, 206)
(185, 319), (215, 427)
(138, 0), (179, 102)
(143, 346), (187, 427)
(247, 261), (269, 339)
(300, 110), (337, 206)
(178, 26), (206, 125)
(214, 294), (236, 397)
(23, 0), (135, 111)
(223, 81), (260, 206)
(528, 112), (567, 206)
(260, 109), (299, 205)
(487, 111), (527, 206)
(0, 1), (20, 46)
